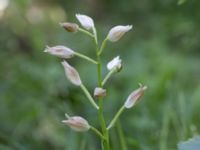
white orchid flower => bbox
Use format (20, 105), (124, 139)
(61, 61), (82, 86)
(107, 56), (122, 71)
(44, 45), (75, 58)
(62, 115), (90, 132)
(76, 14), (94, 30)
(107, 25), (132, 42)
(124, 85), (147, 109)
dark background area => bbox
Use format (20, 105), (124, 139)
(0, 0), (200, 149)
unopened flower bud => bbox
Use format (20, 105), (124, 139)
(107, 25), (132, 42)
(62, 116), (90, 132)
(76, 14), (94, 30)
(107, 56), (122, 71)
(94, 87), (106, 97)
(61, 61), (82, 86)
(44, 45), (74, 58)
(60, 22), (79, 33)
(124, 85), (147, 109)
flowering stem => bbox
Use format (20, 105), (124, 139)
(74, 52), (98, 64)
(80, 84), (99, 109)
(107, 106), (125, 130)
(98, 38), (108, 56)
(102, 68), (117, 86)
(90, 126), (105, 139)
(95, 36), (110, 150)
(78, 28), (94, 38)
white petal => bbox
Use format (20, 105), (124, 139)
(76, 14), (94, 30)
(107, 56), (122, 70)
(107, 25), (132, 42)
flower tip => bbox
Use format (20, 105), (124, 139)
(61, 60), (69, 67)
(61, 120), (66, 123)
(65, 113), (70, 119)
(143, 85), (148, 90)
(61, 60), (65, 65)
(127, 25), (133, 30)
(44, 45), (49, 52)
(59, 22), (63, 26)
(75, 13), (80, 17)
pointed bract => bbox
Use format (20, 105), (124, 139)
(62, 116), (90, 132)
(44, 45), (74, 58)
(107, 25), (132, 42)
(124, 85), (147, 109)
(61, 61), (82, 86)
(107, 56), (122, 71)
(76, 14), (94, 30)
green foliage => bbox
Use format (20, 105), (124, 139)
(0, 0), (200, 149)
(178, 0), (187, 5)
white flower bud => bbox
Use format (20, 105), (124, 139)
(62, 116), (90, 132)
(44, 45), (74, 58)
(94, 87), (106, 97)
(61, 61), (82, 86)
(76, 14), (94, 30)
(107, 56), (122, 71)
(60, 22), (79, 33)
(107, 25), (132, 42)
(124, 85), (147, 109)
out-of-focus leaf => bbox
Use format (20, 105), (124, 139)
(178, 0), (187, 5)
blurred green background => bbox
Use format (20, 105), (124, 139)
(0, 0), (200, 150)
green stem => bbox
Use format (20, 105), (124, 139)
(102, 68), (117, 86)
(78, 28), (94, 38)
(74, 52), (98, 64)
(98, 97), (110, 150)
(90, 126), (105, 139)
(94, 34), (110, 150)
(107, 106), (125, 130)
(116, 121), (128, 150)
(93, 27), (98, 45)
(80, 84), (99, 110)
(98, 38), (108, 56)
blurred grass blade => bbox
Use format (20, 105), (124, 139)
(178, 0), (187, 5)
